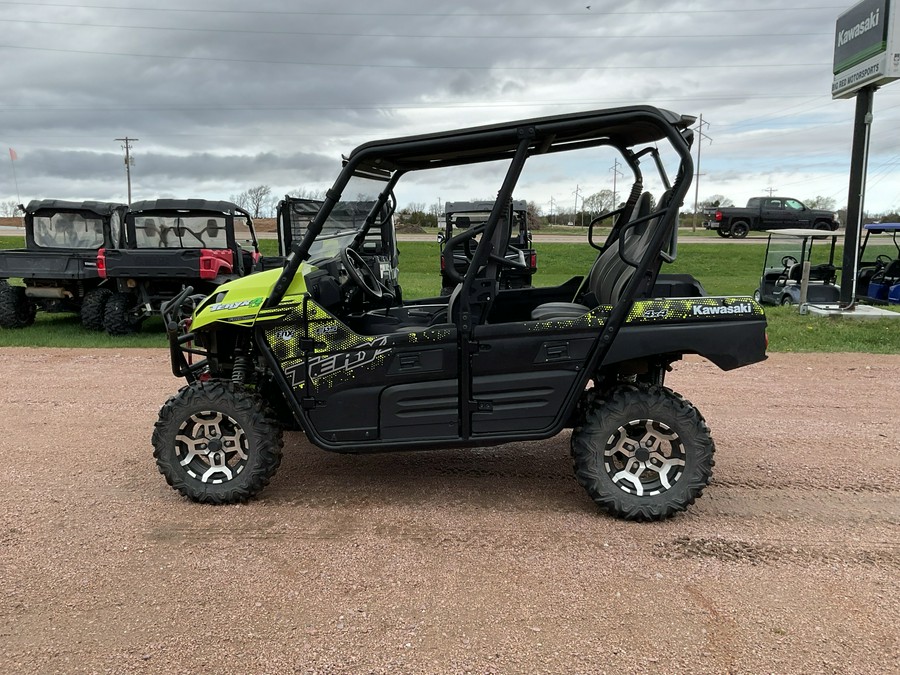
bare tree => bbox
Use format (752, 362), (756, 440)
(804, 195), (837, 211)
(229, 191), (249, 211)
(700, 195), (733, 209)
(290, 187), (325, 200)
(583, 190), (615, 216)
(0, 199), (19, 217)
(244, 185), (272, 218)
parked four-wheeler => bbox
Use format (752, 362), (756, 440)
(753, 229), (840, 306)
(0, 199), (128, 329)
(438, 199), (536, 296)
(99, 199), (260, 335)
(704, 197), (839, 238)
(153, 105), (767, 521)
(856, 222), (900, 304)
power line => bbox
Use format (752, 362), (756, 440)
(0, 2), (850, 17)
(0, 18), (833, 40)
(0, 43), (831, 71)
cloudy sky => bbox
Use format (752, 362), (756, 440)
(3, 0), (900, 215)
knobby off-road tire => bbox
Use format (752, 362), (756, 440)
(730, 221), (750, 238)
(0, 281), (37, 328)
(103, 292), (142, 335)
(571, 385), (715, 521)
(80, 287), (113, 331)
(153, 380), (284, 504)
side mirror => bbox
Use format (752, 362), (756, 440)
(436, 232), (445, 244)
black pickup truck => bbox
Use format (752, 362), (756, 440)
(703, 197), (839, 238)
(0, 199), (128, 329)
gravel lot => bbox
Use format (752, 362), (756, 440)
(1, 348), (898, 674)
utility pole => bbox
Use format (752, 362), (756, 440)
(609, 158), (624, 211)
(691, 114), (712, 232)
(762, 187), (778, 197)
(115, 137), (138, 204)
(573, 184), (582, 227)
(549, 196), (556, 225)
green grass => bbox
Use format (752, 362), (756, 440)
(2, 237), (899, 353)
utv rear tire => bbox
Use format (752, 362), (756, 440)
(103, 292), (143, 335)
(730, 221), (750, 238)
(0, 282), (37, 328)
(571, 386), (714, 521)
(153, 380), (284, 504)
(80, 287), (112, 331)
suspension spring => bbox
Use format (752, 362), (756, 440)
(232, 353), (251, 384)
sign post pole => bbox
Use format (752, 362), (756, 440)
(840, 85), (875, 307)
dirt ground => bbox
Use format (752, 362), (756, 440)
(1, 348), (898, 674)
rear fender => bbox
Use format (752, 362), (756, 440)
(603, 297), (768, 371)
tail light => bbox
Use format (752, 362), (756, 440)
(97, 247), (106, 277)
(715, 211), (723, 222)
(529, 252), (537, 269)
(440, 256), (446, 270)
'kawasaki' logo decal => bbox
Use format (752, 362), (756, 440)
(209, 297), (263, 312)
(691, 303), (752, 317)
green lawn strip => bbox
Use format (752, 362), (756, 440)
(1, 240), (898, 353)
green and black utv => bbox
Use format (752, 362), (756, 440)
(153, 106), (767, 520)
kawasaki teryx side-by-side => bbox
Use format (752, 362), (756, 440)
(153, 106), (768, 520)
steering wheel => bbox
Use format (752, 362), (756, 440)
(781, 255), (798, 268)
(340, 247), (383, 300)
(876, 254), (893, 267)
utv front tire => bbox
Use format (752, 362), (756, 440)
(0, 281), (37, 328)
(153, 380), (284, 504)
(80, 287), (112, 331)
(571, 386), (714, 521)
(103, 292), (142, 335)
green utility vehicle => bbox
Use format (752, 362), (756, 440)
(153, 106), (767, 520)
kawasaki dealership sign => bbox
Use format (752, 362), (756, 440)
(833, 0), (900, 98)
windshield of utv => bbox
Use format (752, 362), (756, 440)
(286, 188), (386, 262)
(132, 215), (229, 249)
(33, 212), (107, 249)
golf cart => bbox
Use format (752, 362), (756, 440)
(0, 200), (128, 329)
(99, 199), (261, 334)
(153, 105), (768, 521)
(439, 199), (536, 296)
(753, 229), (840, 306)
(856, 223), (900, 304)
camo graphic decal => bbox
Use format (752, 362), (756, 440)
(265, 302), (453, 391)
(626, 297), (765, 324)
(529, 307), (609, 332)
